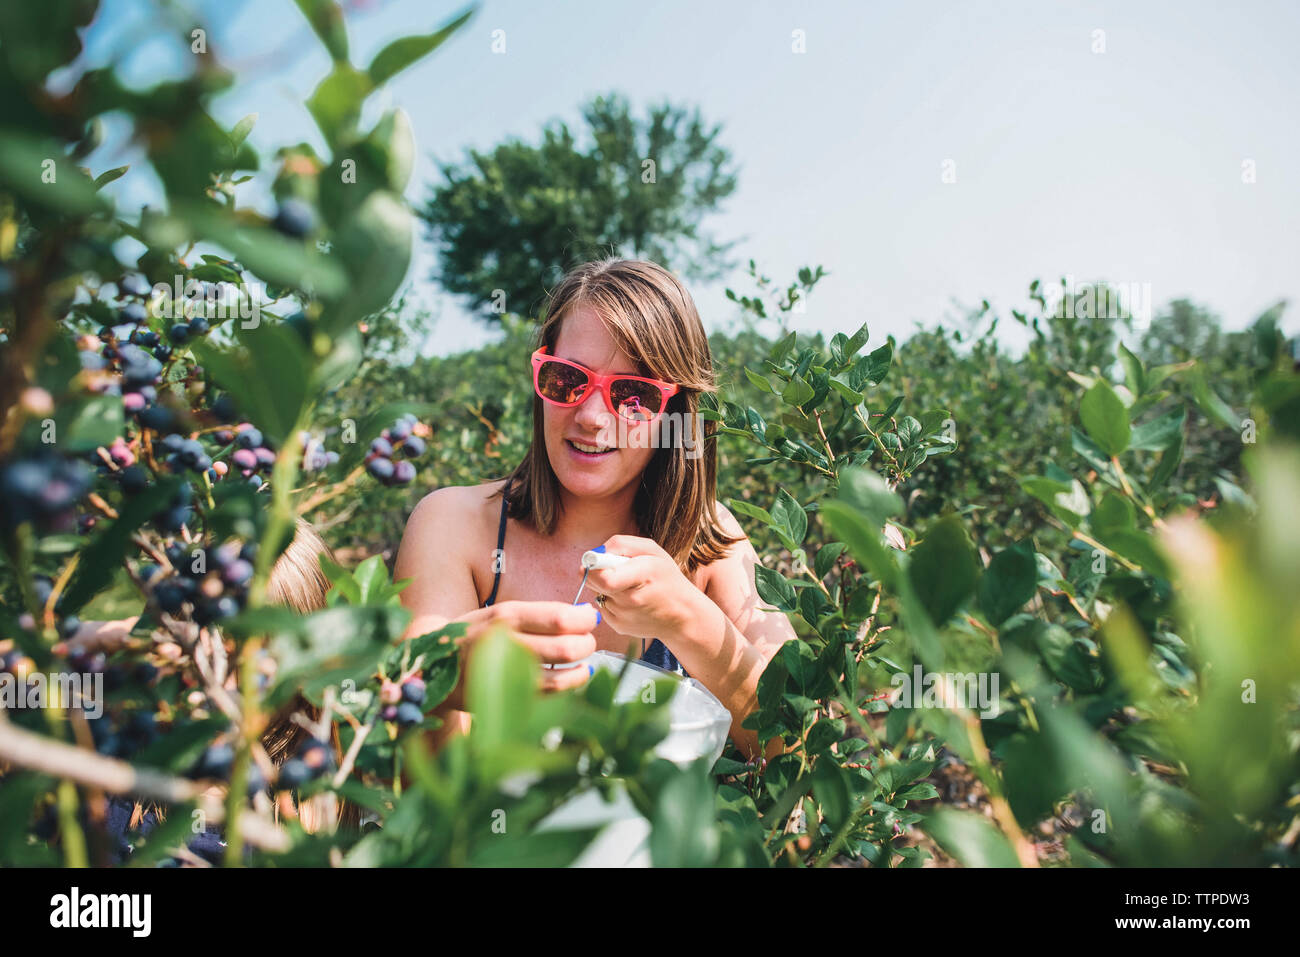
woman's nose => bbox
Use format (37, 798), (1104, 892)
(574, 387), (616, 435)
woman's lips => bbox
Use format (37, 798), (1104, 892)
(566, 438), (615, 459)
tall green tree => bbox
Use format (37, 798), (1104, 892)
(419, 92), (738, 320)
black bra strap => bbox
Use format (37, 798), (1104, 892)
(484, 482), (510, 606)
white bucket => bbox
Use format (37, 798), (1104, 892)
(532, 651), (731, 866)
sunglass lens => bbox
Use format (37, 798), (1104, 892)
(610, 379), (664, 421)
(537, 360), (590, 403)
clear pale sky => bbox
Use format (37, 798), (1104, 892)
(79, 0), (1299, 356)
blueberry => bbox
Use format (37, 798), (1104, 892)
(401, 435), (426, 458)
(119, 465), (148, 494)
(272, 198), (316, 239)
(168, 323), (191, 344)
(380, 704), (398, 723)
(391, 460), (416, 485)
(232, 448), (258, 470)
(120, 302), (147, 324)
(400, 677), (426, 705)
(160, 505), (193, 533)
(153, 344), (172, 362)
(188, 317), (210, 336)
(79, 350), (107, 371)
(32, 574), (54, 607)
(59, 615), (81, 639)
(366, 457), (394, 482)
(277, 758), (313, 790)
(299, 739), (332, 773)
(370, 437), (393, 458)
(395, 702), (424, 727)
(211, 395), (237, 423)
(138, 405), (176, 432)
(213, 595), (241, 619)
(246, 763), (267, 799)
(389, 419), (411, 441)
(253, 447), (276, 468)
(235, 428), (263, 450)
(222, 559), (254, 588)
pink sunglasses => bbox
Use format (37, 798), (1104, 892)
(531, 347), (679, 424)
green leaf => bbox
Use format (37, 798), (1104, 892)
(230, 113), (257, 150)
(844, 322), (870, 359)
(1149, 429), (1185, 489)
(781, 375), (815, 406)
(770, 488), (807, 548)
(925, 809), (1021, 867)
(63, 395), (124, 452)
(744, 367), (776, 394)
(978, 541), (1038, 627)
(650, 765), (719, 867)
(1079, 381), (1130, 457)
(1187, 368), (1238, 429)
(726, 498), (773, 527)
(294, 0), (349, 61)
(92, 165), (128, 190)
(814, 542), (846, 579)
(907, 515), (979, 627)
(754, 565), (796, 611)
(471, 826), (602, 867)
(306, 63), (373, 148)
(836, 467), (902, 526)
(1118, 342), (1145, 396)
(465, 627), (537, 753)
(1129, 407), (1185, 451)
(194, 322), (310, 447)
(811, 759), (852, 830)
(368, 9), (472, 86)
(329, 189), (414, 326)
(0, 133), (108, 215)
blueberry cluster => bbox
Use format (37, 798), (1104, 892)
(276, 737), (336, 789)
(87, 711), (160, 761)
(185, 741), (269, 797)
(296, 430), (340, 472)
(150, 539), (255, 625)
(0, 453), (94, 533)
(379, 672), (427, 727)
(220, 424), (277, 490)
(364, 414), (426, 486)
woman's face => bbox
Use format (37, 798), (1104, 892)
(543, 306), (661, 499)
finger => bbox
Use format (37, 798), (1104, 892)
(602, 534), (667, 558)
(492, 599), (599, 635)
(585, 560), (651, 594)
(515, 631), (597, 665)
(540, 663), (594, 693)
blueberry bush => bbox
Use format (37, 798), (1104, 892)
(2, 0), (1298, 869)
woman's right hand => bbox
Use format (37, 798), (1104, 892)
(435, 600), (599, 711)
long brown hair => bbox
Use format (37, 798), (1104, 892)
(497, 258), (742, 573)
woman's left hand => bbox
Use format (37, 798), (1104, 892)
(582, 535), (707, 641)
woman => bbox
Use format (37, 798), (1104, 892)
(393, 259), (796, 760)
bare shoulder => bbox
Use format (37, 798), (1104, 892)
(401, 481), (508, 563)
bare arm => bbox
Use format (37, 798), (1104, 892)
(667, 504), (797, 760)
